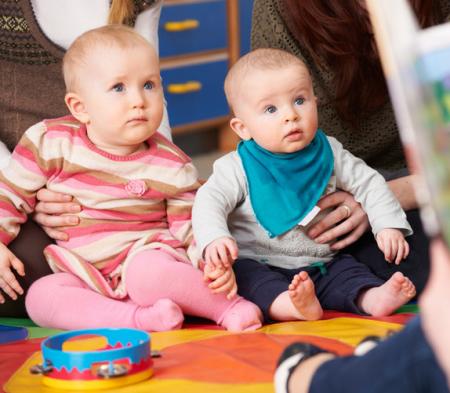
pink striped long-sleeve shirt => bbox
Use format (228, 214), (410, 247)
(0, 116), (202, 298)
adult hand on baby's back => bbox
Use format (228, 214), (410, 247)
(308, 191), (369, 250)
(33, 188), (81, 241)
(0, 243), (24, 303)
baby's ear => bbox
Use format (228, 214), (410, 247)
(229, 117), (251, 140)
(65, 93), (90, 124)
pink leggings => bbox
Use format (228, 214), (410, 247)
(26, 250), (261, 332)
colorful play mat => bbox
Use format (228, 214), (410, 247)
(0, 306), (417, 393)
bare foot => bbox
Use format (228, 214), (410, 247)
(358, 272), (416, 317)
(288, 271), (323, 320)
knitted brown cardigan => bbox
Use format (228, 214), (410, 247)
(251, 0), (450, 174)
(0, 0), (151, 151)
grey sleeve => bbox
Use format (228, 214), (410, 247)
(329, 137), (413, 236)
(192, 153), (247, 256)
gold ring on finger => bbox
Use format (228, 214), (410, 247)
(341, 204), (352, 218)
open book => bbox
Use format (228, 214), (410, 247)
(367, 0), (450, 245)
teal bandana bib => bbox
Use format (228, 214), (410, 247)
(237, 129), (334, 237)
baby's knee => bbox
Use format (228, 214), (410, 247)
(25, 273), (76, 326)
(25, 277), (52, 325)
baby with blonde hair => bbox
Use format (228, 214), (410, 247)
(193, 48), (416, 323)
(0, 25), (262, 332)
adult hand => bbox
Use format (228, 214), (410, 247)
(33, 188), (81, 241)
(0, 243), (24, 303)
(307, 190), (369, 250)
(420, 239), (450, 385)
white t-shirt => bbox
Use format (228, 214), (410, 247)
(1, 0), (171, 170)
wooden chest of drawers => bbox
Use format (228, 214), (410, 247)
(159, 0), (253, 150)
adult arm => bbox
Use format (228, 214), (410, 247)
(309, 138), (412, 250)
(0, 142), (10, 171)
(387, 174), (418, 211)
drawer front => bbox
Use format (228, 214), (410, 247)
(162, 60), (229, 127)
(159, 0), (227, 58)
(239, 0), (253, 56)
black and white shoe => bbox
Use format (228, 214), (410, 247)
(353, 335), (383, 356)
(274, 342), (330, 393)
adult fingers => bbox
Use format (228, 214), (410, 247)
(315, 191), (348, 210)
(36, 188), (73, 203)
(313, 207), (368, 245)
(308, 206), (350, 240)
(0, 275), (19, 300)
(2, 268), (23, 296)
(10, 255), (25, 277)
(33, 212), (79, 228)
(35, 201), (81, 215)
(330, 223), (367, 251)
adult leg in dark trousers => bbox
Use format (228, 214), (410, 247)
(0, 220), (53, 317)
(345, 209), (429, 295)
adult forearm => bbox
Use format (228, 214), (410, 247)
(0, 141), (11, 170)
(387, 174), (419, 211)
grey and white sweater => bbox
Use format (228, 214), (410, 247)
(192, 136), (412, 269)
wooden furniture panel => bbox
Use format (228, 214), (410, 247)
(159, 0), (254, 152)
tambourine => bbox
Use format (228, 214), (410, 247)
(30, 328), (153, 390)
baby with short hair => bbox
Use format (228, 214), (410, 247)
(193, 48), (416, 322)
(0, 25), (262, 332)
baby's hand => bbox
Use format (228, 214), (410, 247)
(204, 263), (237, 300)
(204, 237), (238, 270)
(376, 228), (410, 265)
(0, 243), (25, 303)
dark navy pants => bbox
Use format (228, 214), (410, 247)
(310, 317), (449, 393)
(233, 254), (384, 321)
(346, 209), (429, 295)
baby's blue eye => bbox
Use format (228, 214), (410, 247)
(295, 97), (305, 105)
(112, 83), (125, 92)
(144, 81), (154, 90)
(265, 105), (277, 114)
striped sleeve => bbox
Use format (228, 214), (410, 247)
(0, 122), (55, 244)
